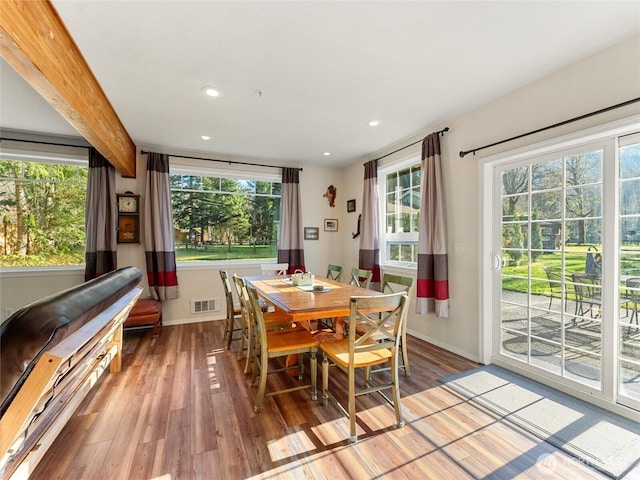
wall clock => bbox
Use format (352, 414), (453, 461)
(117, 192), (140, 243)
(117, 192), (139, 214)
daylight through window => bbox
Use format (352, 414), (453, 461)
(0, 142), (88, 267)
(381, 159), (421, 266)
(170, 167), (281, 262)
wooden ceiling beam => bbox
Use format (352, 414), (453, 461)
(0, 0), (136, 177)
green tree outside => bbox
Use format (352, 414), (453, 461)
(170, 174), (281, 261)
(0, 159), (86, 267)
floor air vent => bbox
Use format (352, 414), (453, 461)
(190, 299), (219, 314)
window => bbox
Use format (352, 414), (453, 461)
(380, 158), (420, 266)
(170, 163), (281, 262)
(0, 141), (88, 267)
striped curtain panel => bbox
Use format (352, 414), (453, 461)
(359, 159), (381, 291)
(144, 152), (179, 300)
(277, 167), (305, 273)
(84, 148), (117, 281)
(416, 133), (449, 317)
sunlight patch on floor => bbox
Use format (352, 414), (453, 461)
(310, 417), (350, 445)
(267, 429), (315, 461)
(245, 460), (311, 480)
(206, 350), (223, 389)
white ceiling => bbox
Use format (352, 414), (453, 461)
(2, 1), (639, 168)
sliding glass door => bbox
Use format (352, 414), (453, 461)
(485, 119), (639, 412)
(618, 133), (640, 410)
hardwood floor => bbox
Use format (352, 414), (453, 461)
(30, 321), (616, 480)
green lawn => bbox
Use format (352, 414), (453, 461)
(0, 251), (85, 267)
(175, 244), (278, 262)
(502, 245), (640, 296)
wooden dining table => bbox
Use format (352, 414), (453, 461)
(244, 275), (382, 324)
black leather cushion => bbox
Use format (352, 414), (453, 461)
(0, 266), (142, 416)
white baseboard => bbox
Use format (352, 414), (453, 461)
(407, 328), (480, 363)
(163, 314), (225, 326)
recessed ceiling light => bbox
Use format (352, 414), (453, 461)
(323, 152), (331, 156)
(201, 135), (211, 140)
(368, 120), (380, 127)
(202, 86), (222, 97)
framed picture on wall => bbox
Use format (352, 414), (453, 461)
(304, 227), (319, 240)
(324, 219), (338, 232)
(347, 199), (356, 213)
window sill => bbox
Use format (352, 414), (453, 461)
(381, 263), (417, 275)
(176, 259), (274, 271)
(0, 265), (85, 277)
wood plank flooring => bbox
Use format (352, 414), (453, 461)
(29, 321), (617, 480)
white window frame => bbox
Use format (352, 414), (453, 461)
(0, 140), (89, 271)
(169, 157), (282, 266)
(379, 154), (421, 268)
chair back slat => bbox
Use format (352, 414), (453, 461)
(381, 273), (413, 295)
(232, 274), (249, 322)
(246, 284), (268, 350)
(219, 270), (235, 317)
(349, 292), (408, 355)
(326, 264), (344, 281)
(261, 263), (289, 276)
(350, 268), (373, 289)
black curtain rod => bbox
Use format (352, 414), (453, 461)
(371, 127), (449, 163)
(141, 150), (302, 172)
(459, 97), (640, 158)
(0, 137), (90, 149)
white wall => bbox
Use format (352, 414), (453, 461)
(2, 35), (638, 362)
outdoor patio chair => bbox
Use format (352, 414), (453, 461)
(542, 266), (569, 311)
(625, 277), (639, 332)
(571, 273), (602, 320)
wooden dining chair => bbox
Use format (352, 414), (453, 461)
(311, 264), (344, 332)
(326, 264), (344, 281)
(260, 263), (289, 276)
(350, 267), (372, 289)
(320, 291), (409, 443)
(246, 284), (319, 412)
(220, 270), (242, 350)
(319, 268), (373, 337)
(233, 274), (293, 374)
(357, 273), (414, 376)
